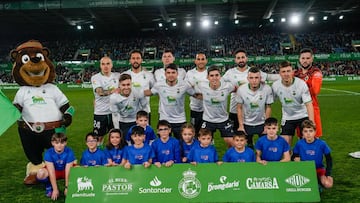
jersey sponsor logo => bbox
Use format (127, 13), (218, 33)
(210, 98), (221, 104)
(306, 149), (316, 156)
(124, 105), (134, 112)
(178, 169), (201, 198)
(283, 97), (294, 104)
(250, 102), (259, 109)
(166, 96), (177, 103)
(135, 154), (144, 161)
(246, 177), (279, 190)
(31, 96), (46, 104)
(268, 147), (278, 153)
(132, 82), (142, 87)
(102, 177), (133, 195)
(237, 81), (246, 86)
(200, 154), (209, 161)
(161, 149), (171, 156)
(207, 176), (240, 192)
(285, 173), (312, 192)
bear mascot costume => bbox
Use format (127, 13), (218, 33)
(10, 40), (74, 185)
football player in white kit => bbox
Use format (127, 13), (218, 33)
(236, 67), (274, 149)
(123, 50), (155, 124)
(272, 61), (314, 146)
(147, 63), (196, 139)
(110, 73), (147, 136)
(91, 56), (120, 145)
(154, 49), (186, 82)
(223, 48), (279, 132)
(196, 65), (235, 148)
(185, 52), (208, 136)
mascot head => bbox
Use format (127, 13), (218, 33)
(10, 40), (55, 87)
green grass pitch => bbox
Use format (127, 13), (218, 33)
(0, 79), (359, 202)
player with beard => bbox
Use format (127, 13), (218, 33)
(295, 48), (323, 137)
(185, 52), (209, 136)
(223, 48), (279, 132)
(123, 50), (155, 124)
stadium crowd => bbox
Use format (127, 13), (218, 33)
(1, 30), (359, 84)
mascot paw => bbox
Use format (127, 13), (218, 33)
(24, 162), (45, 185)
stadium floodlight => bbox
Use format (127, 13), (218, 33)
(214, 20), (219, 25)
(89, 25), (94, 30)
(339, 15), (344, 20)
(234, 19), (239, 24)
(76, 25), (82, 30)
(309, 16), (314, 22)
(290, 14), (300, 25)
(172, 22), (177, 27)
(281, 18), (286, 22)
(186, 21), (191, 27)
(202, 19), (210, 28)
(269, 18), (274, 23)
(323, 16), (328, 20)
(158, 23), (163, 27)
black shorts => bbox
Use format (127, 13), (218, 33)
(190, 110), (203, 135)
(229, 113), (239, 131)
(169, 122), (186, 140)
(201, 120), (233, 137)
(93, 114), (114, 137)
(281, 117), (308, 136)
(244, 124), (265, 137)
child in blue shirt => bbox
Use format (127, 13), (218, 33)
(187, 128), (221, 165)
(180, 123), (199, 163)
(36, 133), (76, 200)
(152, 120), (181, 167)
(292, 120), (333, 189)
(255, 117), (290, 164)
(80, 132), (109, 166)
(223, 131), (255, 162)
(123, 126), (155, 169)
(104, 128), (127, 166)
(126, 110), (156, 145)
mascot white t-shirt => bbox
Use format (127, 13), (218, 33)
(14, 83), (68, 122)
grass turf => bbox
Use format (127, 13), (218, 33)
(0, 79), (359, 202)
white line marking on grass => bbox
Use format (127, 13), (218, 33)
(319, 94), (359, 97)
(321, 88), (360, 95)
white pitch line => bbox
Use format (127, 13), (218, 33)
(321, 88), (360, 95)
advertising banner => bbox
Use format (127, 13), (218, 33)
(66, 161), (320, 203)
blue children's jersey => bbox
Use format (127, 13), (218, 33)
(223, 147), (256, 162)
(104, 147), (125, 164)
(255, 135), (290, 161)
(152, 137), (181, 164)
(293, 138), (331, 169)
(80, 148), (108, 166)
(44, 146), (76, 171)
(187, 144), (219, 163)
(126, 125), (157, 145)
(123, 144), (155, 165)
(181, 139), (200, 162)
